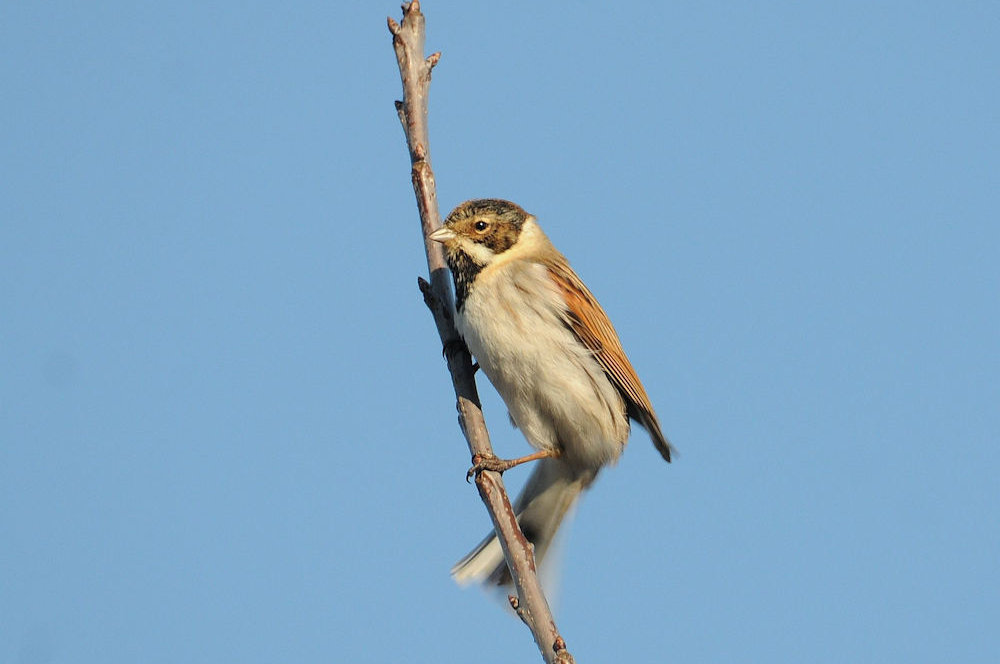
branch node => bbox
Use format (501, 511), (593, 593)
(554, 650), (575, 664)
(418, 276), (456, 337)
(510, 594), (534, 627)
(395, 101), (407, 129)
(417, 275), (436, 307)
(427, 51), (442, 68)
(413, 142), (427, 161)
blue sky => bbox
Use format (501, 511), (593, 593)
(2, 2), (997, 662)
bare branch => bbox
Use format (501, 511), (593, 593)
(389, 3), (575, 662)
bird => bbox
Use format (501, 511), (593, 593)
(428, 198), (672, 587)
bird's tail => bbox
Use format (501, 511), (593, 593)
(451, 458), (596, 587)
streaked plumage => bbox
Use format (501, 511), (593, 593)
(429, 199), (672, 587)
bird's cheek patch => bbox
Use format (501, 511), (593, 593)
(482, 227), (519, 254)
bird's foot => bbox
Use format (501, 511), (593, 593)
(465, 449), (558, 482)
(441, 337), (467, 359)
(442, 338), (479, 373)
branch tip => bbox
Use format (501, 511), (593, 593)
(386, 16), (400, 35)
(427, 51), (442, 68)
(400, 0), (420, 19)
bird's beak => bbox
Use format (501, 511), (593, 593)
(428, 226), (455, 243)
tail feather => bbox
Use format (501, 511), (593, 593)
(452, 459), (595, 587)
(630, 405), (674, 462)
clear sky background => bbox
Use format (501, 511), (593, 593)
(2, 2), (997, 662)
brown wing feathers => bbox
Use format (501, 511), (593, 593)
(545, 260), (673, 462)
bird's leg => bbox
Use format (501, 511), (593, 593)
(466, 449), (559, 482)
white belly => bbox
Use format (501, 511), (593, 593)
(455, 260), (628, 471)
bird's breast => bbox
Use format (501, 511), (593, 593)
(455, 261), (628, 470)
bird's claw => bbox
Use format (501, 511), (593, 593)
(442, 338), (467, 359)
(442, 339), (479, 373)
(465, 453), (513, 482)
(465, 449), (558, 482)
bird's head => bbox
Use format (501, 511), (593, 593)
(429, 199), (530, 268)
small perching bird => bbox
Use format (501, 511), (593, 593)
(430, 199), (673, 587)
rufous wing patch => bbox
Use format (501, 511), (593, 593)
(544, 257), (673, 461)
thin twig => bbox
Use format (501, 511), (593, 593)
(389, 3), (575, 662)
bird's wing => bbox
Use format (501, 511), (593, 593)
(544, 257), (673, 462)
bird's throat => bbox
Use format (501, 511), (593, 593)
(447, 250), (484, 311)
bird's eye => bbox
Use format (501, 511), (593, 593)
(474, 220), (489, 232)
